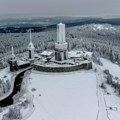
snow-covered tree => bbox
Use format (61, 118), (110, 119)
(2, 106), (22, 120)
(6, 79), (11, 91)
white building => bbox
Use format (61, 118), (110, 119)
(55, 23), (68, 61)
(28, 29), (35, 59)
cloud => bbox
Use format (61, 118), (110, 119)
(0, 0), (119, 16)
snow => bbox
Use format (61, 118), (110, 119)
(28, 41), (35, 50)
(0, 108), (9, 120)
(100, 58), (120, 78)
(102, 83), (120, 120)
(0, 67), (12, 82)
(1, 57), (120, 120)
(41, 51), (53, 57)
(34, 50), (92, 68)
(17, 60), (30, 66)
(92, 24), (116, 31)
(84, 51), (93, 57)
(27, 58), (120, 120)
(99, 58), (120, 120)
(93, 24), (108, 30)
(0, 67), (9, 78)
(68, 51), (83, 58)
(28, 70), (98, 120)
(68, 51), (92, 58)
(34, 59), (90, 68)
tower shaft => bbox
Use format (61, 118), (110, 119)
(28, 29), (35, 59)
(57, 23), (65, 43)
(55, 23), (68, 61)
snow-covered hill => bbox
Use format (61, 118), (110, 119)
(1, 58), (120, 120)
(27, 58), (120, 120)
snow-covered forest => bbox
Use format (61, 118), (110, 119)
(1, 22), (120, 120)
(0, 24), (120, 69)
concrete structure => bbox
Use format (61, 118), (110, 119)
(55, 23), (68, 61)
(9, 46), (30, 72)
(32, 50), (93, 72)
(28, 29), (35, 59)
(33, 62), (92, 72)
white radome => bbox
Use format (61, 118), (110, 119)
(28, 42), (35, 50)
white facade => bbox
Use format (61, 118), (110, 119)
(57, 23), (66, 43)
(55, 42), (67, 51)
(55, 23), (68, 51)
(55, 23), (68, 61)
(28, 29), (35, 59)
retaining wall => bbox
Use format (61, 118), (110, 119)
(33, 62), (92, 72)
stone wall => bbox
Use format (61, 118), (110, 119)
(33, 62), (92, 72)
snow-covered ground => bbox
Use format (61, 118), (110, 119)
(0, 70), (34, 120)
(1, 57), (120, 120)
(0, 67), (13, 99)
(28, 70), (98, 120)
(100, 58), (120, 78)
(27, 58), (120, 120)
(99, 58), (120, 120)
(0, 67), (12, 82)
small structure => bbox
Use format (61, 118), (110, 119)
(41, 51), (54, 58)
(8, 23), (93, 73)
(28, 29), (35, 59)
(8, 46), (30, 72)
(8, 46), (18, 72)
(33, 50), (92, 72)
(55, 23), (68, 61)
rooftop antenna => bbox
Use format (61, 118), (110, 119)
(12, 46), (14, 56)
(11, 46), (15, 58)
(30, 28), (32, 43)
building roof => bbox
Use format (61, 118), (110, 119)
(41, 51), (53, 57)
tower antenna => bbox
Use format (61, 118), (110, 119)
(12, 46), (14, 56)
(30, 28), (32, 43)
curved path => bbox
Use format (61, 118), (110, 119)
(0, 67), (32, 107)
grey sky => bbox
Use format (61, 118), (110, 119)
(0, 0), (120, 16)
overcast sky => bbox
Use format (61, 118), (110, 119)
(0, 0), (120, 17)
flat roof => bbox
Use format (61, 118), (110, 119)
(41, 51), (53, 56)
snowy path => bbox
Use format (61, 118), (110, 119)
(96, 66), (109, 120)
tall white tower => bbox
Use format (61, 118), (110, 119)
(28, 29), (35, 59)
(55, 23), (68, 61)
(57, 23), (66, 43)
